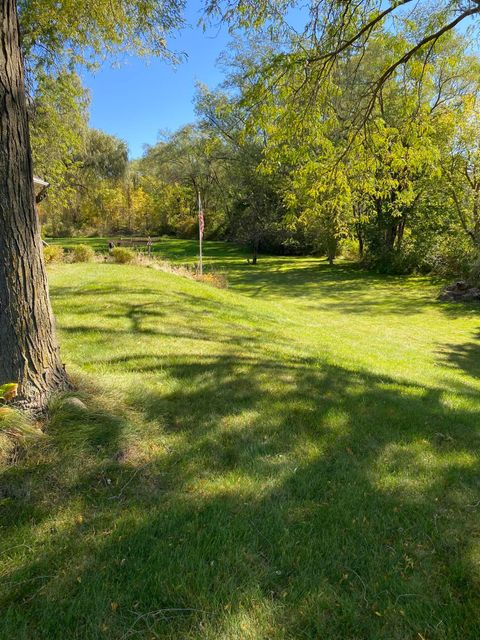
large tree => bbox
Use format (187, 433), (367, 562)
(0, 0), (68, 409)
(0, 0), (185, 410)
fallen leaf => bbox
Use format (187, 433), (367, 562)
(0, 383), (18, 402)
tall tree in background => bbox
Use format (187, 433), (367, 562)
(143, 125), (228, 238)
(30, 70), (89, 235)
(443, 97), (480, 247)
(195, 47), (288, 263)
(0, 0), (185, 410)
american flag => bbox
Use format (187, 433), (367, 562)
(199, 209), (205, 239)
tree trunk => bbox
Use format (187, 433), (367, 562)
(396, 216), (407, 251)
(384, 223), (397, 252)
(326, 237), (336, 265)
(252, 238), (258, 265)
(353, 203), (364, 259)
(473, 191), (480, 247)
(0, 0), (69, 410)
(358, 233), (364, 259)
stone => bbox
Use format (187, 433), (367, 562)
(63, 396), (88, 411)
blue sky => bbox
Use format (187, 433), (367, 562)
(81, 3), (232, 159)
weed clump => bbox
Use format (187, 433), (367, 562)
(195, 271), (228, 289)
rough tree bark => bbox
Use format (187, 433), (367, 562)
(0, 0), (69, 410)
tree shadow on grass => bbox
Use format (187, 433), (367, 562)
(51, 261), (476, 321)
(1, 350), (480, 639)
(227, 261), (472, 319)
(437, 331), (480, 379)
(3, 261), (480, 637)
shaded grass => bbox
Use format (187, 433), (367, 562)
(1, 244), (480, 639)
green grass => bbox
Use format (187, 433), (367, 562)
(47, 235), (250, 266)
(2, 240), (480, 639)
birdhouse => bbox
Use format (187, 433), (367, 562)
(33, 176), (49, 204)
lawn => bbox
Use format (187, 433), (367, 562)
(1, 240), (480, 639)
(47, 236), (249, 267)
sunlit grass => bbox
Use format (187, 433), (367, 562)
(1, 240), (480, 638)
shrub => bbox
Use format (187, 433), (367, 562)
(339, 238), (360, 261)
(71, 244), (95, 263)
(423, 235), (475, 278)
(468, 257), (480, 287)
(43, 244), (64, 263)
(112, 247), (136, 264)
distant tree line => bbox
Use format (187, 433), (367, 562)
(32, 6), (480, 278)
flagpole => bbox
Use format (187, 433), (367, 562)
(198, 190), (203, 276)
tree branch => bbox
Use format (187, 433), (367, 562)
(307, 0), (415, 64)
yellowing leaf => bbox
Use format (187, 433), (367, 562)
(0, 383), (18, 402)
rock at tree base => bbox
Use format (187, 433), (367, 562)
(63, 397), (88, 411)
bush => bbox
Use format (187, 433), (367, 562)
(43, 245), (64, 263)
(368, 249), (421, 275)
(112, 247), (136, 264)
(423, 235), (475, 278)
(339, 238), (360, 261)
(467, 256), (480, 287)
(71, 244), (95, 263)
